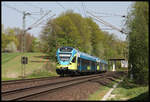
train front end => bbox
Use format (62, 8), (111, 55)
(56, 47), (78, 76)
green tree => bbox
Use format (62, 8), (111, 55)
(40, 10), (93, 60)
(2, 28), (19, 52)
(31, 38), (41, 52)
(2, 32), (7, 51)
(125, 2), (149, 84)
(3, 28), (19, 50)
(5, 41), (17, 52)
(40, 10), (128, 63)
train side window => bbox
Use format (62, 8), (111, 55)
(72, 56), (76, 63)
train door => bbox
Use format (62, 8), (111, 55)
(89, 61), (92, 72)
(95, 62), (97, 72)
(82, 59), (86, 72)
(102, 64), (104, 71)
(100, 62), (103, 71)
(91, 61), (93, 72)
(77, 58), (82, 72)
(85, 60), (88, 72)
(99, 62), (101, 72)
(71, 56), (77, 70)
(91, 61), (95, 72)
(97, 62), (100, 71)
(87, 61), (90, 72)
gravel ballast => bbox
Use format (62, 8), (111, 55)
(19, 71), (126, 101)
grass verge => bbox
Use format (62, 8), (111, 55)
(2, 52), (58, 81)
(88, 77), (122, 100)
(26, 69), (58, 79)
(88, 75), (148, 101)
(2, 53), (21, 64)
(110, 77), (149, 101)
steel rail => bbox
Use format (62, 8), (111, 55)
(2, 73), (108, 101)
(2, 76), (59, 85)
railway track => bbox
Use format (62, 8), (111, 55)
(2, 72), (110, 101)
(2, 76), (70, 92)
(2, 76), (59, 85)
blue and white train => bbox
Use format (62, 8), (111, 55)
(56, 47), (108, 76)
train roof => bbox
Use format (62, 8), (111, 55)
(57, 47), (108, 64)
(77, 51), (99, 62)
(76, 49), (107, 64)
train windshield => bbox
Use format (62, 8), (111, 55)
(60, 47), (73, 52)
(59, 53), (72, 61)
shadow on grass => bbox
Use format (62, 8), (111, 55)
(33, 56), (51, 60)
(128, 91), (149, 101)
(118, 80), (138, 89)
(106, 77), (120, 83)
(30, 55), (51, 63)
(30, 60), (50, 63)
(116, 76), (148, 89)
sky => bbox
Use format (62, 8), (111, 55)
(2, 1), (134, 41)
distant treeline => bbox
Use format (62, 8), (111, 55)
(40, 10), (128, 61)
(2, 27), (41, 52)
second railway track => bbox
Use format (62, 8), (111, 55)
(2, 76), (71, 92)
(2, 76), (59, 85)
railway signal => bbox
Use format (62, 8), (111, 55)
(21, 56), (28, 64)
